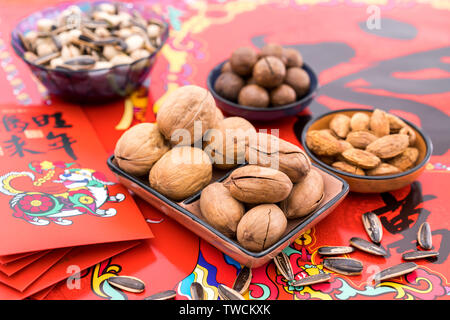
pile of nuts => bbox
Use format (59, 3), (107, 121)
(114, 84), (324, 252)
(19, 2), (166, 70)
(306, 109), (420, 176)
(214, 44), (310, 108)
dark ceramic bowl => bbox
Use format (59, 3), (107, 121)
(300, 108), (433, 193)
(11, 1), (169, 103)
(206, 60), (319, 121)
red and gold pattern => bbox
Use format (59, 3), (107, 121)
(0, 0), (448, 300)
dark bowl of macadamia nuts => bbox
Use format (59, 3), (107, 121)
(207, 44), (318, 121)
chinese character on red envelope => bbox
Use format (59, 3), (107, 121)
(0, 104), (153, 256)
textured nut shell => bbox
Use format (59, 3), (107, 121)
(366, 134), (409, 159)
(238, 84), (270, 108)
(149, 146), (212, 201)
(366, 163), (401, 176)
(253, 56), (286, 88)
(346, 131), (378, 149)
(305, 130), (341, 156)
(230, 47), (258, 76)
(281, 169), (324, 219)
(270, 84), (296, 106)
(114, 123), (170, 176)
(341, 148), (381, 169)
(246, 132), (311, 183)
(329, 114), (351, 138)
(332, 161), (365, 175)
(350, 112), (370, 131)
(387, 114), (407, 133)
(370, 109), (390, 137)
(214, 72), (245, 102)
(388, 147), (419, 171)
(204, 117), (256, 169)
(399, 126), (417, 146)
(260, 43), (284, 60)
(237, 204), (287, 252)
(284, 67), (310, 97)
(200, 183), (245, 237)
(156, 85), (218, 145)
(225, 165), (293, 203)
(283, 48), (303, 68)
(338, 140), (353, 153)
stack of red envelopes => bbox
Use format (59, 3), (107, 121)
(0, 104), (153, 299)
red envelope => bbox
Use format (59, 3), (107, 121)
(0, 247), (70, 291)
(0, 103), (153, 256)
(28, 284), (56, 300)
(0, 240), (139, 299)
(0, 250), (50, 276)
(0, 252), (38, 264)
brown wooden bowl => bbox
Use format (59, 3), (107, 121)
(300, 109), (433, 193)
(107, 156), (349, 268)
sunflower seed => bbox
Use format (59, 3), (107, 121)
(144, 289), (177, 300)
(273, 252), (294, 281)
(107, 276), (145, 293)
(34, 52), (60, 65)
(402, 250), (439, 261)
(350, 237), (387, 256)
(323, 258), (363, 276)
(318, 246), (354, 256)
(290, 273), (332, 287)
(362, 212), (383, 244)
(232, 267), (252, 294)
(64, 55), (97, 66)
(418, 222), (432, 250)
(190, 282), (205, 300)
(218, 284), (246, 300)
(374, 262), (418, 282)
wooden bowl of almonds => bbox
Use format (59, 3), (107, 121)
(301, 108), (432, 193)
(11, 1), (168, 103)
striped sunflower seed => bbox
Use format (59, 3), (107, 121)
(318, 246), (354, 256)
(402, 250), (439, 261)
(350, 237), (387, 256)
(107, 276), (145, 293)
(218, 284), (245, 300)
(190, 282), (205, 300)
(323, 258), (363, 276)
(417, 222), (432, 250)
(374, 262), (418, 282)
(232, 267), (252, 294)
(290, 273), (331, 287)
(144, 290), (177, 300)
(273, 252), (294, 281)
(362, 212), (383, 244)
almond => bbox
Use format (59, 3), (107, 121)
(387, 114), (407, 133)
(329, 114), (351, 138)
(332, 161), (365, 175)
(370, 109), (390, 137)
(350, 112), (370, 131)
(366, 163), (401, 176)
(346, 131), (378, 149)
(366, 134), (409, 159)
(305, 130), (341, 156)
(399, 126), (417, 146)
(388, 147), (419, 171)
(341, 148), (381, 169)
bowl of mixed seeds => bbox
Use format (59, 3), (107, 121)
(11, 1), (169, 103)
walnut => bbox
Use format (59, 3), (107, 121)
(114, 123), (170, 176)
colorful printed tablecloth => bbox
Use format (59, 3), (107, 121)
(0, 0), (449, 300)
